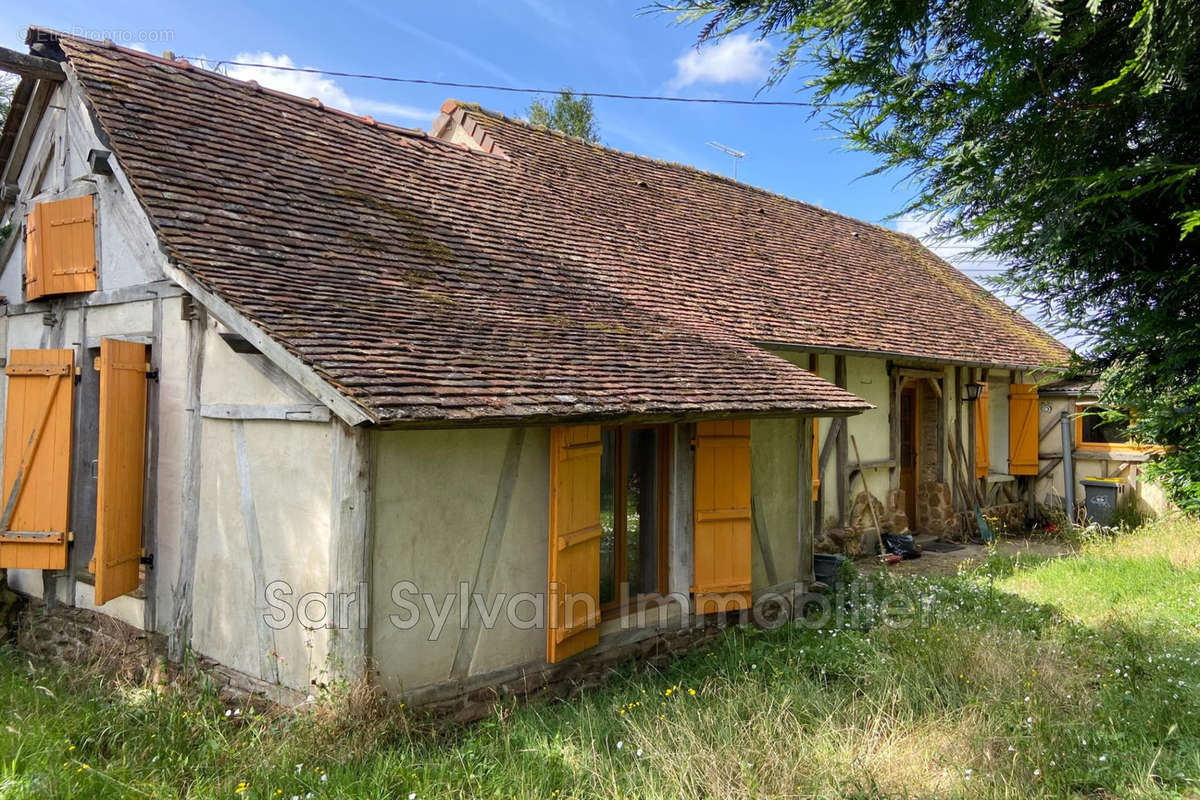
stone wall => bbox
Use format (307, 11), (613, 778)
(408, 617), (736, 724)
(917, 482), (956, 535)
(918, 381), (940, 485)
(11, 593), (748, 725)
(15, 601), (303, 706)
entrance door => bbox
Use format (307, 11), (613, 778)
(899, 385), (918, 528)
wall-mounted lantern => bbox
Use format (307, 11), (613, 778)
(963, 382), (985, 402)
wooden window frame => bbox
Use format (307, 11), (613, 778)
(599, 423), (671, 618)
(1073, 404), (1162, 455)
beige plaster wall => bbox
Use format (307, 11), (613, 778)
(370, 419), (812, 693)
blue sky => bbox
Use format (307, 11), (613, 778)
(2, 1), (1015, 293)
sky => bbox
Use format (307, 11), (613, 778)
(1, 1), (1036, 324)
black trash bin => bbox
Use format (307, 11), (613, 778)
(813, 554), (846, 589)
(1081, 478), (1123, 526)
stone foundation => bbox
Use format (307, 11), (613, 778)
(15, 600), (303, 707)
(10, 587), (760, 725)
(408, 616), (738, 723)
(916, 482), (956, 535)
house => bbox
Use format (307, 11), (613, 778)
(1034, 377), (1167, 520)
(0, 29), (1071, 708)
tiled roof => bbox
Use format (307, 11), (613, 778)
(436, 103), (1070, 371)
(41, 31), (1064, 425)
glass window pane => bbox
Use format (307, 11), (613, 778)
(624, 428), (659, 597)
(599, 429), (617, 606)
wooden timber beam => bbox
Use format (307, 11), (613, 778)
(0, 47), (64, 81)
(834, 355), (849, 526)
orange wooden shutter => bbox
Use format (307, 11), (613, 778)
(975, 382), (990, 478)
(26, 196), (97, 300)
(693, 419), (752, 614)
(547, 425), (602, 663)
(0, 349), (74, 570)
(1008, 384), (1039, 476)
(92, 339), (149, 604)
(24, 206), (44, 301)
(811, 419), (820, 499)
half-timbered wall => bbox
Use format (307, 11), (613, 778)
(368, 419), (811, 695)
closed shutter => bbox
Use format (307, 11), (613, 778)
(693, 419), (751, 614)
(1008, 384), (1039, 476)
(92, 339), (149, 604)
(547, 425), (602, 663)
(0, 349), (75, 570)
(812, 419), (820, 499)
(975, 382), (990, 478)
(25, 196), (97, 301)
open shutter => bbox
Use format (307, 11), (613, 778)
(42, 196), (98, 296)
(1008, 384), (1039, 476)
(92, 339), (149, 604)
(693, 420), (752, 614)
(24, 196), (97, 301)
(0, 349), (74, 570)
(811, 419), (820, 499)
(547, 425), (601, 663)
(975, 382), (990, 478)
(24, 206), (44, 301)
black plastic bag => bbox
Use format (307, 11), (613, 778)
(881, 533), (921, 559)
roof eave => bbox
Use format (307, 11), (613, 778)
(756, 339), (1069, 373)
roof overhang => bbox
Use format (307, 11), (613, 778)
(757, 339), (1068, 374)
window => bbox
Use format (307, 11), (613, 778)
(1074, 404), (1154, 453)
(599, 425), (669, 611)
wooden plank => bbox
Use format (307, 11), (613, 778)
(161, 263), (371, 427)
(834, 356), (848, 526)
(200, 403), (331, 422)
(668, 423), (694, 599)
(167, 303), (206, 662)
(328, 421), (373, 679)
(92, 339), (149, 604)
(693, 420), (752, 613)
(797, 416), (813, 584)
(889, 366), (901, 491)
(1036, 456), (1063, 480)
(547, 425), (602, 663)
(39, 195), (97, 296)
(142, 298), (162, 632)
(0, 47), (64, 81)
(450, 428), (524, 680)
(232, 420), (280, 684)
(750, 494), (777, 587)
(0, 349), (73, 571)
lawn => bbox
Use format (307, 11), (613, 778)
(2, 519), (1199, 799)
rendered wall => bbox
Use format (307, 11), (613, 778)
(749, 417), (802, 589)
(1035, 395), (1169, 517)
(370, 419), (813, 694)
(0, 76), (336, 693)
(370, 426), (548, 693)
(190, 321), (336, 690)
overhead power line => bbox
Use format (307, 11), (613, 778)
(180, 57), (823, 108)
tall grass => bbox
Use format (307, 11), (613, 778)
(2, 518), (1199, 798)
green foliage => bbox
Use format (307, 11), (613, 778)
(0, 75), (14, 128)
(3, 519), (1200, 797)
(526, 88), (600, 142)
(659, 0), (1200, 510)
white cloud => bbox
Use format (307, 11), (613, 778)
(223, 52), (436, 124)
(669, 34), (771, 89)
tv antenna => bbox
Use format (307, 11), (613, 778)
(707, 141), (746, 179)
